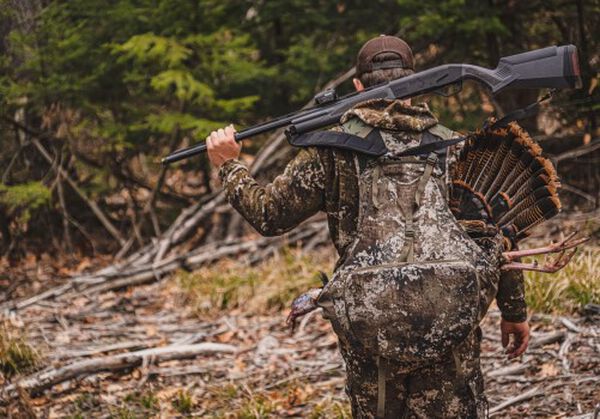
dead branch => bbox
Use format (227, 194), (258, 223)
(559, 333), (573, 372)
(560, 183), (598, 205)
(0, 220), (328, 313)
(487, 362), (530, 378)
(489, 385), (544, 414)
(0, 64), (357, 311)
(2, 342), (236, 398)
(31, 138), (126, 245)
(56, 172), (73, 251)
(553, 138), (600, 163)
(560, 317), (582, 333)
(529, 331), (567, 349)
(2, 117), (127, 246)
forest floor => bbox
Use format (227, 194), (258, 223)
(1, 248), (599, 418)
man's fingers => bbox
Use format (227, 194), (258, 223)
(501, 330), (509, 348)
(208, 131), (218, 145)
(506, 333), (528, 358)
(205, 125), (241, 168)
(513, 333), (529, 357)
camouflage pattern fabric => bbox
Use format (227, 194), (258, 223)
(314, 137), (503, 363)
(340, 328), (487, 419)
(218, 99), (526, 322)
(218, 99), (528, 418)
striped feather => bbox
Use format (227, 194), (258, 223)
(450, 119), (561, 246)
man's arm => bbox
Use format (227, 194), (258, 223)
(207, 125), (326, 236)
(497, 269), (530, 358)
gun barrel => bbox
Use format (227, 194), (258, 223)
(161, 117), (302, 165)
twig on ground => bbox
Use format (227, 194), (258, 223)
(489, 385), (544, 414)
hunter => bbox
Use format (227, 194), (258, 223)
(205, 35), (529, 418)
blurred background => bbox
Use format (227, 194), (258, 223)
(0, 0), (598, 260)
(0, 1), (599, 417)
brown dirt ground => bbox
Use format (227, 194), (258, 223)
(1, 273), (598, 418)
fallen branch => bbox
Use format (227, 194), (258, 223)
(487, 362), (530, 378)
(2, 342), (236, 398)
(529, 331), (567, 349)
(489, 385), (544, 414)
(0, 220), (328, 312)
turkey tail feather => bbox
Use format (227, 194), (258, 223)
(450, 120), (560, 247)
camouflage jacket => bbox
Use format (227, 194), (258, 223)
(219, 99), (527, 322)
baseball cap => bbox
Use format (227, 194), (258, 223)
(356, 35), (414, 77)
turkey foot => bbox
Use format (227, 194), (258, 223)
(501, 232), (589, 272)
(286, 288), (322, 332)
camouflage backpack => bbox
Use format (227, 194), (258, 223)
(316, 118), (502, 365)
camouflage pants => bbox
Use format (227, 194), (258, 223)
(338, 328), (487, 419)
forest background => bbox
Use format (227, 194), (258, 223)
(0, 0), (599, 417)
(0, 0), (598, 261)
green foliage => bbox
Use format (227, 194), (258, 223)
(236, 393), (277, 419)
(310, 399), (352, 419)
(0, 182), (51, 225)
(110, 407), (137, 419)
(150, 69), (213, 103)
(120, 390), (159, 417)
(113, 33), (191, 68)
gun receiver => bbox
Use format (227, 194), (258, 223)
(162, 45), (581, 165)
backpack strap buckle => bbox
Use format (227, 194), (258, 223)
(426, 153), (438, 166)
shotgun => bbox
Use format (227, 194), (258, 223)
(162, 45), (581, 165)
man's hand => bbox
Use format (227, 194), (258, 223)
(206, 124), (241, 168)
(501, 319), (530, 359)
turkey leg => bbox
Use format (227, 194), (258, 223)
(501, 232), (589, 273)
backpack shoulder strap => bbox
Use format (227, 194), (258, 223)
(286, 117), (388, 156)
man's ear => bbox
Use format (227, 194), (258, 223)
(353, 78), (365, 92)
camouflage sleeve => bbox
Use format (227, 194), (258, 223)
(218, 148), (326, 236)
(496, 269), (528, 322)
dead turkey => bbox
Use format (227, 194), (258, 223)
(450, 121), (561, 247)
